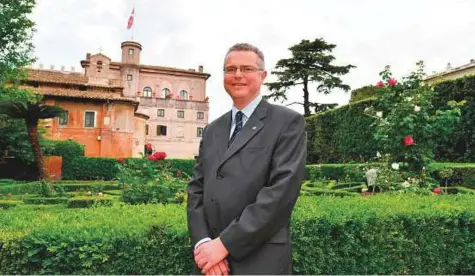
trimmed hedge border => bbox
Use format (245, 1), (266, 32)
(3, 195), (474, 274)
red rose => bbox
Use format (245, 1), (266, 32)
(403, 136), (414, 146)
(148, 152), (167, 161)
(388, 78), (397, 86)
(118, 157), (125, 164)
(376, 81), (384, 87)
(433, 187), (441, 194)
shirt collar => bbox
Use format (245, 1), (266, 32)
(231, 94), (263, 123)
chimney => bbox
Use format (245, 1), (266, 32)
(198, 65), (203, 72)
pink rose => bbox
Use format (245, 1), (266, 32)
(388, 78), (397, 87)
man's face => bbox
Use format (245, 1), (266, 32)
(223, 51), (267, 101)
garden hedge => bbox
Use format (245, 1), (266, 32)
(307, 75), (475, 164)
(432, 75), (475, 162)
(62, 157), (196, 181)
(305, 98), (377, 164)
(305, 162), (475, 188)
(1, 195), (475, 274)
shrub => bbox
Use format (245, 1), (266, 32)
(118, 155), (189, 204)
(305, 99), (378, 164)
(2, 195), (475, 274)
(432, 75), (475, 162)
(23, 197), (69, 205)
(67, 197), (113, 208)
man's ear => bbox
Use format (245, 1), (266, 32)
(260, 70), (267, 82)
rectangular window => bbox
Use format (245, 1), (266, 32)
(156, 125), (167, 136)
(157, 109), (165, 117)
(127, 74), (133, 81)
(145, 124), (149, 135)
(197, 112), (204, 120)
(84, 111), (96, 127)
(197, 127), (204, 137)
(177, 110), (185, 118)
(59, 110), (68, 126)
(128, 48), (134, 55)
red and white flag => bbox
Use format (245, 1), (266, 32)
(127, 8), (134, 29)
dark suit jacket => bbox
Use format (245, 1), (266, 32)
(187, 99), (307, 274)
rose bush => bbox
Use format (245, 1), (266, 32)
(365, 61), (465, 191)
(117, 151), (189, 204)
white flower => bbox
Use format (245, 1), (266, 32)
(414, 105), (421, 112)
(376, 151), (381, 158)
(402, 181), (411, 188)
(391, 163), (400, 170)
(376, 111), (383, 118)
(361, 187), (368, 192)
(406, 97), (413, 101)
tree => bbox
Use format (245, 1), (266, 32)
(0, 0), (38, 167)
(265, 38), (355, 117)
(0, 96), (65, 180)
(0, 0), (36, 87)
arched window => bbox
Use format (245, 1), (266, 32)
(143, 87), (152, 98)
(180, 90), (188, 100)
(161, 88), (171, 98)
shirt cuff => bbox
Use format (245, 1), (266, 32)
(195, 237), (212, 249)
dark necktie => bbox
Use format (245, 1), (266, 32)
(228, 111), (243, 147)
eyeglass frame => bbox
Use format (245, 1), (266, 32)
(223, 65), (264, 75)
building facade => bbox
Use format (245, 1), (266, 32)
(25, 68), (148, 158)
(424, 59), (475, 85)
(80, 41), (210, 159)
(24, 40), (210, 159)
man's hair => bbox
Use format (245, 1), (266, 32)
(224, 43), (265, 70)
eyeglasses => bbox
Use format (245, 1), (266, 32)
(224, 66), (263, 75)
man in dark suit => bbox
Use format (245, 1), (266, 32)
(187, 43), (307, 275)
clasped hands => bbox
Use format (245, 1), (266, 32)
(194, 237), (230, 275)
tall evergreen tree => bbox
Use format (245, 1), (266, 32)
(265, 38), (355, 117)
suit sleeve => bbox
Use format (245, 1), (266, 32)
(187, 126), (210, 246)
(219, 113), (307, 260)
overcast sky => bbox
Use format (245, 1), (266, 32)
(31, 0), (475, 121)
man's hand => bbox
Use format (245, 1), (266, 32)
(194, 237), (229, 274)
(204, 259), (230, 275)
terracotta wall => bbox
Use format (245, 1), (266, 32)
(43, 98), (135, 157)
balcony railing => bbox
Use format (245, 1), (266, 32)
(138, 98), (209, 111)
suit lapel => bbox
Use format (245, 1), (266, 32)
(214, 111), (232, 161)
(218, 100), (268, 168)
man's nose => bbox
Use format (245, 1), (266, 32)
(234, 69), (244, 77)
